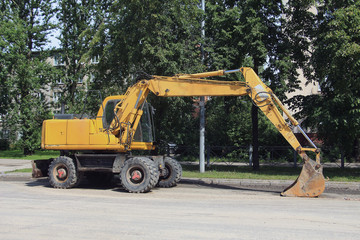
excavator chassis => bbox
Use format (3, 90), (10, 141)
(33, 156), (326, 197)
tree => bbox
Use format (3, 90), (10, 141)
(55, 0), (110, 114)
(0, 0), (56, 154)
(294, 1), (360, 161)
(205, 0), (299, 169)
(99, 0), (204, 146)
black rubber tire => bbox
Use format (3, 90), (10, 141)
(86, 172), (113, 186)
(73, 171), (84, 187)
(48, 156), (78, 189)
(120, 157), (159, 193)
(158, 157), (182, 188)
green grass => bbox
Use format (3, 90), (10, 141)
(7, 168), (32, 173)
(182, 164), (360, 182)
(0, 149), (59, 160)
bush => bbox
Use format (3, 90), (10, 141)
(0, 139), (9, 150)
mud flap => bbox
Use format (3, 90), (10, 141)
(281, 159), (325, 197)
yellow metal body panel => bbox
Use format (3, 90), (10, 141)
(89, 118), (107, 145)
(42, 114), (155, 152)
(66, 120), (90, 145)
(148, 76), (248, 97)
(44, 120), (67, 145)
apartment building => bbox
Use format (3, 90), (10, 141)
(47, 53), (99, 114)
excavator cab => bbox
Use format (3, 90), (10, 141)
(102, 99), (122, 129)
(101, 97), (155, 144)
(133, 101), (155, 143)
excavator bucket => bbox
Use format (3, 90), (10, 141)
(281, 159), (325, 197)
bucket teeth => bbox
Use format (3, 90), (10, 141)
(281, 159), (325, 197)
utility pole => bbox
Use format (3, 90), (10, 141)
(199, 0), (205, 173)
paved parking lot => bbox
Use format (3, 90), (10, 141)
(0, 173), (360, 240)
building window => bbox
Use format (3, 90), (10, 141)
(90, 73), (95, 82)
(91, 55), (99, 64)
(54, 55), (65, 66)
(34, 92), (44, 100)
(1, 129), (9, 139)
(78, 75), (84, 83)
(53, 92), (62, 103)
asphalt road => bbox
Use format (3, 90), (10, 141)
(0, 176), (360, 240)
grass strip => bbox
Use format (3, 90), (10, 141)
(0, 150), (59, 160)
(182, 164), (360, 182)
(6, 168), (33, 173)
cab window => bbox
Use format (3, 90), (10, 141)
(102, 100), (120, 129)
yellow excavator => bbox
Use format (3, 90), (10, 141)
(34, 67), (325, 197)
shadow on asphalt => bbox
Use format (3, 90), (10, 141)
(26, 178), (50, 188)
(25, 177), (130, 192)
(180, 180), (282, 196)
(24, 176), (281, 195)
(23, 177), (360, 200)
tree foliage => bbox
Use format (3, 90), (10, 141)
(97, 0), (203, 146)
(204, 0), (299, 168)
(289, 1), (360, 160)
(0, 0), (55, 154)
(54, 0), (110, 114)
(3, 0), (359, 162)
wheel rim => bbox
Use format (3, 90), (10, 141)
(126, 166), (145, 185)
(161, 163), (172, 180)
(53, 164), (69, 182)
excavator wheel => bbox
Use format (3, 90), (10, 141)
(120, 157), (159, 193)
(48, 156), (79, 189)
(281, 159), (325, 197)
(158, 157), (182, 188)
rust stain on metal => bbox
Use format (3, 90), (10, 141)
(281, 159), (325, 197)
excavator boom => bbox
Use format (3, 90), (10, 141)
(109, 67), (325, 197)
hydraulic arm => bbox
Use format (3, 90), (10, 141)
(109, 67), (325, 197)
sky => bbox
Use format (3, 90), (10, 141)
(46, 28), (61, 49)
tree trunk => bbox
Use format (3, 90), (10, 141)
(353, 137), (360, 162)
(251, 104), (259, 170)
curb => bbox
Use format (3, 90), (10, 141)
(181, 177), (360, 192)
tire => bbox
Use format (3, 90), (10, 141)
(48, 156), (78, 189)
(73, 171), (84, 187)
(158, 157), (182, 188)
(120, 157), (159, 193)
